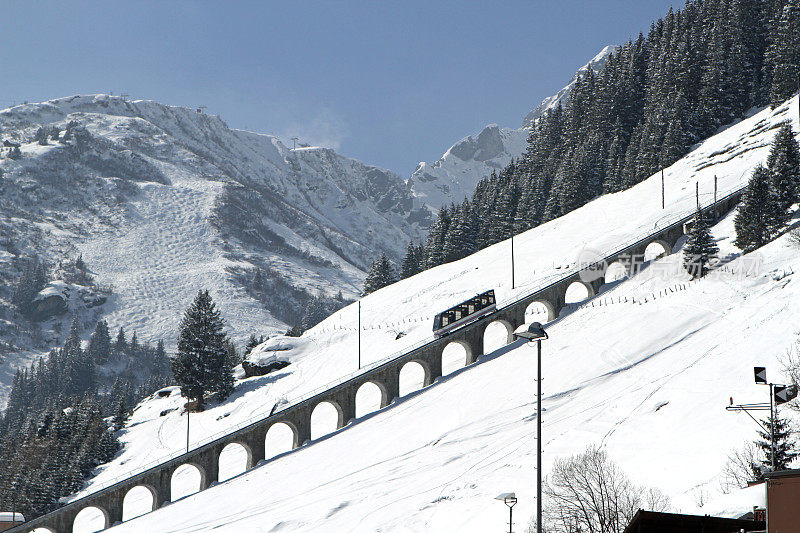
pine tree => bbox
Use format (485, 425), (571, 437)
(768, 1), (800, 107)
(11, 256), (48, 317)
(363, 253), (396, 294)
(443, 199), (477, 262)
(245, 334), (263, 354)
(683, 209), (719, 278)
(8, 146), (21, 160)
(752, 412), (798, 478)
(171, 290), (234, 410)
(114, 327), (127, 355)
(400, 241), (422, 279)
(425, 208), (451, 268)
(766, 124), (800, 212)
(735, 165), (783, 251)
(34, 127), (49, 146)
(86, 320), (111, 364)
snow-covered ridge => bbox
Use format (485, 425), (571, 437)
(67, 97), (798, 531)
(0, 94), (427, 401)
(522, 44), (618, 127)
(408, 46), (616, 210)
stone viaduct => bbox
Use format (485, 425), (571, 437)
(9, 189), (743, 533)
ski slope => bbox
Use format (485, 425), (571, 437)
(65, 97), (798, 532)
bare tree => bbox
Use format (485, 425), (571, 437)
(780, 341), (800, 412)
(532, 445), (670, 533)
(720, 442), (761, 493)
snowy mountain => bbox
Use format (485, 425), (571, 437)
(407, 46), (615, 210)
(0, 95), (427, 400)
(65, 97), (799, 532)
(408, 124), (528, 209)
(522, 45), (618, 127)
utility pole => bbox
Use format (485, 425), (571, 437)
(770, 382), (776, 470)
(714, 175), (718, 204)
(186, 407), (190, 454)
(661, 169), (665, 209)
(511, 235), (516, 289)
(358, 299), (362, 369)
(696, 181), (700, 211)
(291, 137), (299, 151)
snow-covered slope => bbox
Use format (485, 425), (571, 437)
(0, 95), (427, 396)
(408, 46), (615, 210)
(67, 98), (798, 532)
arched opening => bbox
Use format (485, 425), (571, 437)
(355, 381), (387, 418)
(399, 361), (428, 397)
(564, 281), (594, 304)
(644, 240), (671, 262)
(218, 442), (252, 482)
(483, 320), (513, 354)
(441, 341), (470, 376)
(525, 300), (555, 322)
(604, 261), (629, 283)
(122, 485), (157, 521)
(31, 529), (57, 533)
(310, 401), (343, 440)
(72, 506), (108, 533)
(265, 422), (297, 460)
(171, 463), (205, 501)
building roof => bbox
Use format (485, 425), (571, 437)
(762, 468), (800, 480)
(623, 510), (765, 533)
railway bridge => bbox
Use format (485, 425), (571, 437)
(9, 189), (743, 533)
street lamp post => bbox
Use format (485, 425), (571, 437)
(496, 493), (518, 533)
(513, 322), (549, 533)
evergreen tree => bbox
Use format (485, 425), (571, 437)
(245, 334), (264, 354)
(114, 327), (127, 354)
(86, 320), (111, 364)
(752, 412), (798, 478)
(11, 256), (48, 317)
(171, 290), (234, 410)
(363, 253), (396, 294)
(768, 1), (800, 107)
(400, 241), (422, 279)
(8, 146), (21, 160)
(34, 127), (49, 146)
(766, 124), (800, 212)
(683, 209), (719, 278)
(425, 208), (451, 268)
(443, 199), (477, 262)
(735, 165), (783, 251)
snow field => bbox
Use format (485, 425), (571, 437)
(57, 96), (800, 531)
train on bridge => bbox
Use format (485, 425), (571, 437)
(432, 289), (496, 337)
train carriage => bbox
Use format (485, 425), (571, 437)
(432, 289), (496, 337)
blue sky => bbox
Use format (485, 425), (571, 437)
(2, 1), (679, 176)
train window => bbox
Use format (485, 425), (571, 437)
(441, 315), (450, 326)
(467, 304), (475, 314)
(453, 309), (462, 320)
(487, 293), (495, 304)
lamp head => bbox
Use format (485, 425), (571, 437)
(513, 321), (548, 342)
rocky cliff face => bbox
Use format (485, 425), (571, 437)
(408, 46), (616, 211)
